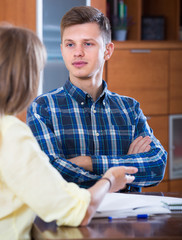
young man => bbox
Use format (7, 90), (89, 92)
(27, 6), (167, 191)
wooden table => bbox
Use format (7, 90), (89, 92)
(32, 193), (182, 240)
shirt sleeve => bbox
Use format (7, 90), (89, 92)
(1, 118), (91, 226)
(92, 101), (167, 187)
(27, 99), (100, 187)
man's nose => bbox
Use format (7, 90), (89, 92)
(74, 45), (85, 57)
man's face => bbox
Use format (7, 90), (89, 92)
(61, 22), (106, 81)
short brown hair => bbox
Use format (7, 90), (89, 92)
(60, 6), (111, 44)
(0, 26), (46, 115)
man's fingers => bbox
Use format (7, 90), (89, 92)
(133, 136), (151, 154)
(137, 137), (152, 153)
(143, 145), (151, 152)
(128, 136), (151, 154)
(128, 136), (142, 154)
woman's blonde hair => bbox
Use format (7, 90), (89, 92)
(0, 25), (47, 115)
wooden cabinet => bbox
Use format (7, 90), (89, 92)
(91, 0), (107, 15)
(169, 179), (182, 192)
(92, 0), (181, 41)
(0, 0), (36, 122)
(169, 50), (182, 114)
(107, 42), (182, 116)
(107, 47), (168, 115)
(0, 0), (36, 31)
(143, 180), (169, 192)
(105, 0), (181, 41)
(142, 0), (180, 41)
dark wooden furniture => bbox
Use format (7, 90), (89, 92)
(32, 192), (182, 240)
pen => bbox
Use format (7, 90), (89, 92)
(108, 214), (149, 221)
(137, 214), (149, 219)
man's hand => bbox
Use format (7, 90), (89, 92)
(127, 136), (152, 155)
(68, 156), (93, 172)
(68, 136), (151, 171)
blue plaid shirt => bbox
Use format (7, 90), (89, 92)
(27, 80), (167, 189)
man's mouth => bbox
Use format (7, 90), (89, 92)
(72, 61), (88, 68)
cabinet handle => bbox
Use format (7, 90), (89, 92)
(130, 49), (151, 53)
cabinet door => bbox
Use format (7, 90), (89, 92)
(107, 50), (168, 115)
(91, 0), (106, 15)
(143, 180), (169, 192)
(0, 0), (36, 31)
(0, 0), (36, 122)
(142, 0), (180, 40)
(169, 50), (182, 114)
(169, 179), (182, 192)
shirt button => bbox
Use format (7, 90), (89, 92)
(81, 102), (84, 105)
(96, 132), (99, 136)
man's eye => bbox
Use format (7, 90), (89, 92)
(66, 43), (74, 47)
(84, 42), (92, 46)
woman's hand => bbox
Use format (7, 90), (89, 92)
(103, 166), (138, 193)
(80, 166), (138, 226)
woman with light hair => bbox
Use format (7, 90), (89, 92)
(0, 26), (137, 240)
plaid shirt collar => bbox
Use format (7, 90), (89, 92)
(63, 79), (108, 106)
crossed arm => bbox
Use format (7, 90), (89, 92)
(69, 136), (152, 172)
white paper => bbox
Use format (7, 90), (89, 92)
(94, 193), (182, 218)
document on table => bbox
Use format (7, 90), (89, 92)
(94, 193), (182, 218)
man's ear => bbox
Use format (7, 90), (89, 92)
(104, 42), (114, 61)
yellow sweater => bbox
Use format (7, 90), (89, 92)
(0, 115), (90, 240)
